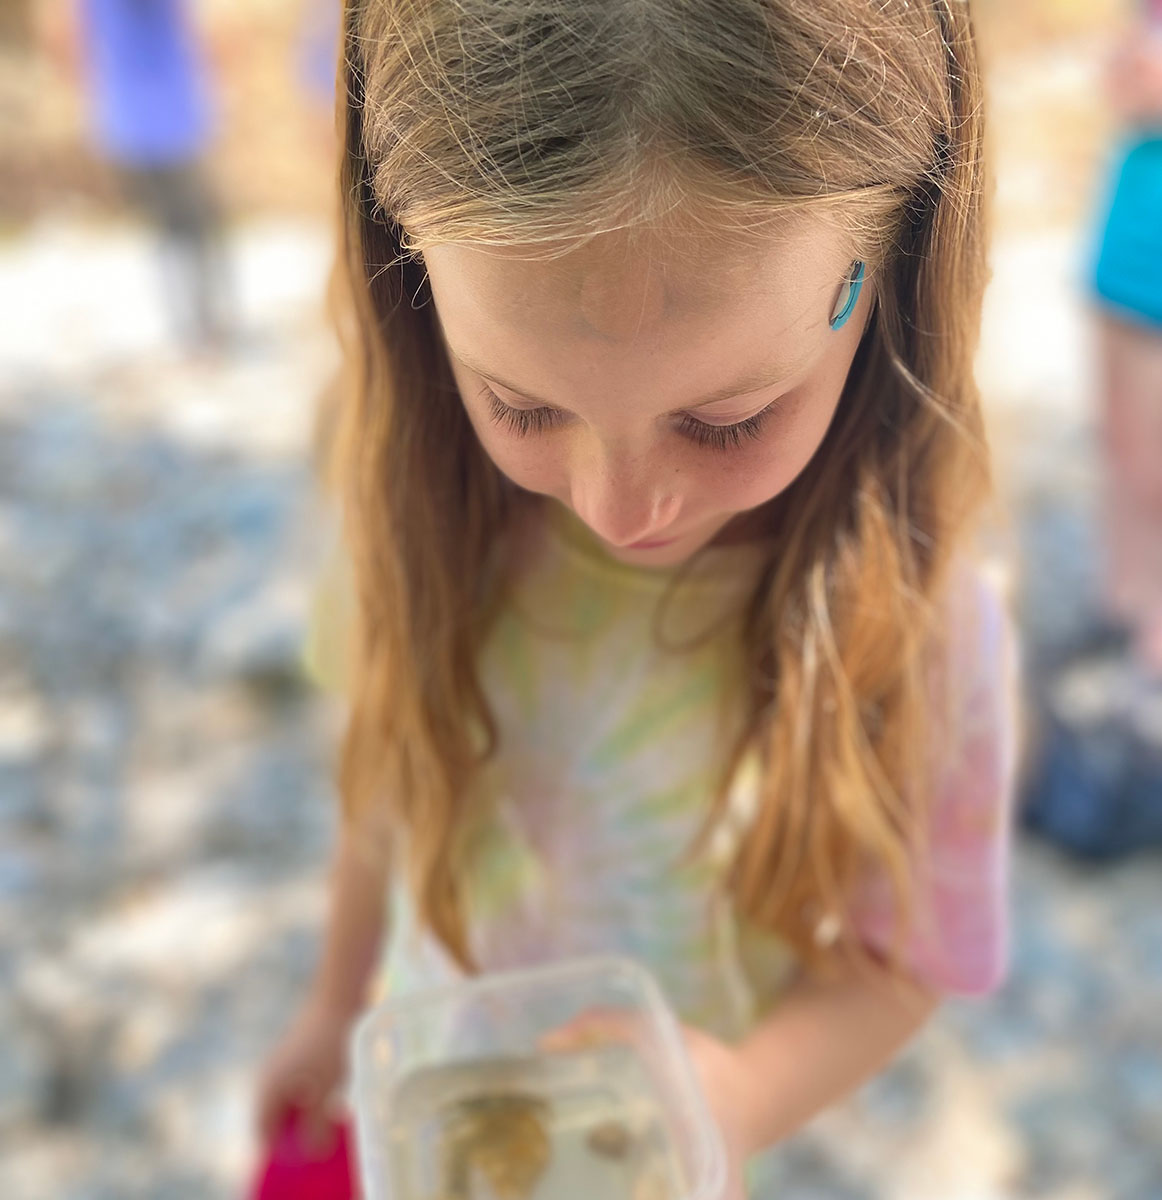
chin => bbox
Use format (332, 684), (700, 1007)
(608, 545), (691, 568)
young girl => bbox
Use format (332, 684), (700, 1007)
(257, 0), (1018, 1192)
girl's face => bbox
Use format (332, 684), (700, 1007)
(422, 213), (874, 566)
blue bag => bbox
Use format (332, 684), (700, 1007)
(1023, 709), (1162, 860)
(1022, 647), (1162, 860)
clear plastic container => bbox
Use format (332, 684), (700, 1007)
(351, 955), (726, 1200)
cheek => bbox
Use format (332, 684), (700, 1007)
(689, 451), (798, 513)
(450, 371), (563, 496)
(693, 394), (842, 511)
(466, 412), (567, 497)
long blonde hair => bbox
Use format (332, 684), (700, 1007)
(328, 0), (991, 976)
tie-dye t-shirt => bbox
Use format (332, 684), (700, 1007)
(309, 501), (1018, 1036)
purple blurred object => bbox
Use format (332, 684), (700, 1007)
(299, 0), (342, 106)
(78, 0), (215, 166)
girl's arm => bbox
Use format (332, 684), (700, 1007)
(307, 826), (391, 1019)
(256, 826), (390, 1144)
(699, 567), (1014, 1187)
(1106, 22), (1162, 124)
(693, 962), (940, 1174)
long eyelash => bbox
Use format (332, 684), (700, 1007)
(481, 384), (775, 450)
(482, 387), (561, 435)
(677, 404), (776, 451)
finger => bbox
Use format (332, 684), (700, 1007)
(257, 1068), (318, 1148)
(539, 1006), (641, 1053)
(301, 1102), (339, 1158)
(255, 1078), (286, 1146)
(259, 1086), (307, 1149)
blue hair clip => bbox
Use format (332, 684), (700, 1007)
(829, 260), (865, 331)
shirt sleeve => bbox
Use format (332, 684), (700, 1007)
(849, 560), (1021, 997)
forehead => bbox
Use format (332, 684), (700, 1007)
(421, 212), (854, 375)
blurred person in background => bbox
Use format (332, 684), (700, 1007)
(42, 0), (237, 357)
(298, 0), (341, 160)
(1023, 0), (1162, 858)
(1095, 0), (1162, 681)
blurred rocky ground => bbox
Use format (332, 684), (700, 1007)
(0, 218), (345, 1197)
(1, 0), (1160, 1197)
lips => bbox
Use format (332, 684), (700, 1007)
(626, 536), (678, 550)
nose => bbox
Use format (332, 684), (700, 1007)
(569, 447), (681, 548)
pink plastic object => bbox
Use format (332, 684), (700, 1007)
(250, 1108), (358, 1200)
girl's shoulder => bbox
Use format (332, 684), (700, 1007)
(919, 555), (1021, 866)
(852, 555), (1020, 997)
(928, 553), (1020, 748)
(936, 553), (1014, 657)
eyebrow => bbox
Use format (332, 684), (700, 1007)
(449, 346), (810, 413)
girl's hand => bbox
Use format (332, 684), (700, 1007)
(255, 994), (354, 1152)
(541, 1012), (756, 1199)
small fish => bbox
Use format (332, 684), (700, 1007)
(586, 1119), (633, 1160)
(437, 1092), (551, 1200)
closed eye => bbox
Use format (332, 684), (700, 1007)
(482, 388), (564, 436)
(480, 387), (778, 452)
(676, 404), (777, 451)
